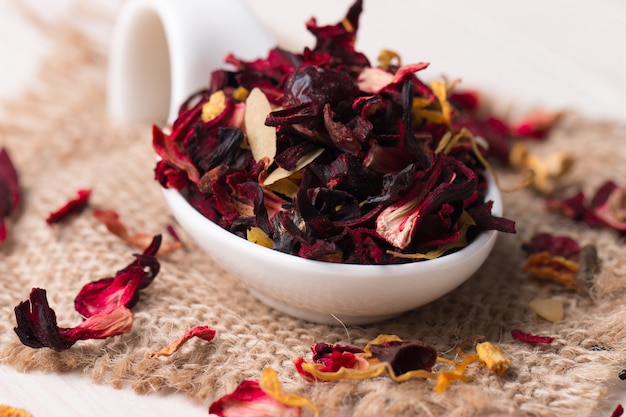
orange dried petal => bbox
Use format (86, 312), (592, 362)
(0, 404), (33, 417)
(524, 251), (579, 286)
(259, 367), (320, 417)
(475, 341), (511, 376)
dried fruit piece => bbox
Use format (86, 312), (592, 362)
(0, 148), (20, 243)
(147, 325), (216, 358)
(46, 189), (92, 224)
(201, 90), (227, 122)
(511, 329), (555, 344)
(523, 252), (579, 287)
(244, 87), (277, 164)
(475, 341), (511, 376)
(528, 298), (564, 322)
(263, 148), (324, 186)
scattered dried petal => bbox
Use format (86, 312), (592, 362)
(13, 236), (162, 351)
(528, 298), (564, 322)
(475, 341), (511, 376)
(246, 226), (274, 249)
(148, 325), (216, 358)
(46, 189), (92, 224)
(595, 183), (626, 231)
(618, 369), (626, 381)
(509, 142), (575, 195)
(209, 368), (308, 417)
(0, 148), (20, 243)
(513, 110), (562, 140)
(611, 404), (624, 417)
(93, 208), (182, 255)
(259, 367), (319, 417)
(511, 329), (555, 344)
(522, 233), (580, 260)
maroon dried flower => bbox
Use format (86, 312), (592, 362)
(46, 189), (92, 224)
(611, 404), (624, 417)
(0, 148), (20, 242)
(521, 233), (581, 260)
(152, 0), (515, 265)
(510, 329), (555, 345)
(13, 236), (162, 351)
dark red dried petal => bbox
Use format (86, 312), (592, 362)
(510, 329), (555, 344)
(368, 339), (437, 374)
(611, 404), (624, 417)
(46, 189), (92, 225)
(0, 148), (20, 242)
(521, 233), (580, 260)
(208, 379), (299, 417)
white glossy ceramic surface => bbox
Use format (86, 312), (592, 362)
(107, 0), (274, 125)
(162, 175), (503, 325)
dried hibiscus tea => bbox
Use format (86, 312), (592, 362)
(147, 325), (216, 358)
(510, 329), (555, 345)
(151, 0), (518, 265)
(612, 404), (624, 417)
(93, 208), (182, 255)
(0, 147), (20, 243)
(209, 367), (319, 417)
(46, 189), (92, 224)
(13, 236), (162, 351)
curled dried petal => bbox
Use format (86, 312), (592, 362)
(148, 325), (216, 358)
(0, 148), (20, 243)
(46, 189), (92, 225)
(511, 329), (555, 344)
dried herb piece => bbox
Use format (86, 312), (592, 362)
(13, 236), (162, 351)
(46, 189), (92, 224)
(93, 208), (182, 255)
(511, 329), (555, 345)
(509, 143), (575, 195)
(209, 367), (318, 417)
(147, 325), (216, 358)
(0, 148), (20, 243)
(528, 298), (564, 322)
(475, 341), (511, 376)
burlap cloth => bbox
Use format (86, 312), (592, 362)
(0, 5), (624, 417)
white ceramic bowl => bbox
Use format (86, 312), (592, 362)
(162, 174), (502, 325)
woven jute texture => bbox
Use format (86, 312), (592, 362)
(1, 5), (625, 417)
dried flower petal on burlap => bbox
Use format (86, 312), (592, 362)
(546, 181), (626, 232)
(209, 367), (319, 417)
(611, 404), (624, 417)
(511, 329), (555, 345)
(512, 111), (562, 140)
(293, 334), (506, 393)
(0, 148), (20, 243)
(13, 236), (162, 351)
(93, 208), (182, 255)
(475, 341), (511, 376)
(147, 325), (216, 359)
(522, 233), (600, 289)
(45, 189), (92, 224)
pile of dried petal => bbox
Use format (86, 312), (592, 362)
(0, 148), (20, 243)
(13, 236), (162, 351)
(153, 0), (520, 265)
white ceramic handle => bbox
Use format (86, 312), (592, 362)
(107, 0), (275, 125)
